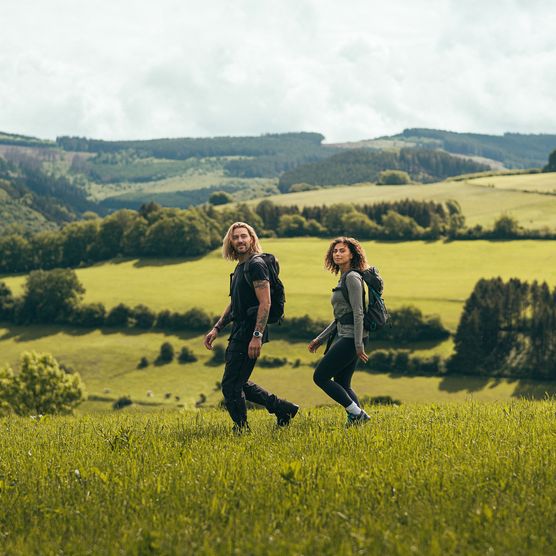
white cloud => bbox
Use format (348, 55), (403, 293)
(1, 0), (556, 141)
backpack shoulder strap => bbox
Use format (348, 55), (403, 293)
(243, 254), (267, 287)
(339, 270), (364, 306)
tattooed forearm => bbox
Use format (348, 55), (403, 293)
(256, 307), (269, 333)
(216, 304), (232, 329)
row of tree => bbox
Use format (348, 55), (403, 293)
(0, 269), (449, 344)
(0, 199), (464, 273)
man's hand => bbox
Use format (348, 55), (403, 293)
(248, 336), (262, 359)
(308, 339), (322, 353)
(204, 327), (218, 350)
(356, 348), (368, 363)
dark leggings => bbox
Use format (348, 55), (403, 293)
(313, 337), (360, 408)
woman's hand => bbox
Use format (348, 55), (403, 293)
(356, 348), (368, 363)
(308, 338), (322, 353)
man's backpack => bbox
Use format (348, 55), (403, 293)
(244, 253), (286, 324)
(338, 266), (389, 331)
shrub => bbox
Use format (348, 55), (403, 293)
(377, 170), (411, 185)
(70, 303), (106, 327)
(132, 304), (156, 329)
(137, 357), (149, 369)
(206, 344), (226, 366)
(156, 342), (174, 364)
(105, 303), (133, 327)
(112, 395), (132, 410)
(0, 352), (86, 416)
(257, 356), (288, 368)
(209, 191), (233, 205)
(359, 395), (401, 406)
(178, 346), (197, 364)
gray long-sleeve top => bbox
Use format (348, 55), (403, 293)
(315, 271), (368, 351)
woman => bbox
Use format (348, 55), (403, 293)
(308, 237), (371, 425)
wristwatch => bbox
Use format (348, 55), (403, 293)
(252, 330), (263, 338)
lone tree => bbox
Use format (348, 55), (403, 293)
(543, 148), (556, 172)
(377, 170), (411, 185)
(0, 352), (86, 416)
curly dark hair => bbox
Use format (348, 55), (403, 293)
(324, 237), (369, 274)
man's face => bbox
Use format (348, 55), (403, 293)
(231, 227), (253, 255)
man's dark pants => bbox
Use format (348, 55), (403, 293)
(221, 345), (281, 427)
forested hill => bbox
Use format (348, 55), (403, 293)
(336, 129), (556, 169)
(0, 156), (98, 234)
(55, 132), (339, 179)
(278, 148), (490, 192)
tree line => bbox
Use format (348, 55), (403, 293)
(2, 198), (554, 275)
(0, 270), (448, 344)
(278, 148), (490, 191)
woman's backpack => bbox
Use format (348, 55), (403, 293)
(339, 267), (390, 331)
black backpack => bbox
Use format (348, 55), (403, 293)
(244, 253), (286, 324)
(338, 266), (390, 331)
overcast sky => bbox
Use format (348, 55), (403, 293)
(2, 0), (556, 142)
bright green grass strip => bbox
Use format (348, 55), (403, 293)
(255, 175), (556, 229)
(0, 402), (555, 555)
(3, 239), (555, 331)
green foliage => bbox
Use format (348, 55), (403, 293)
(207, 344), (226, 366)
(0, 351), (85, 415)
(178, 346), (197, 364)
(397, 128), (556, 168)
(377, 169), (411, 185)
(157, 342), (174, 364)
(20, 269), (85, 324)
(209, 191), (233, 205)
(279, 147), (490, 191)
(0, 281), (15, 321)
(449, 278), (556, 378)
(543, 148), (556, 172)
(492, 214), (520, 238)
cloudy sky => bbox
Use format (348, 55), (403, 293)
(2, 0), (556, 142)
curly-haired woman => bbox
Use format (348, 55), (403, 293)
(308, 237), (371, 425)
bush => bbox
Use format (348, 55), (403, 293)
(105, 303), (133, 327)
(359, 395), (401, 406)
(206, 344), (225, 366)
(209, 191), (233, 205)
(377, 170), (411, 185)
(132, 304), (156, 329)
(112, 395), (132, 410)
(156, 342), (174, 364)
(70, 303), (106, 327)
(137, 357), (149, 369)
(257, 356), (288, 368)
(178, 346), (197, 364)
(0, 352), (86, 416)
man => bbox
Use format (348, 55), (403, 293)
(204, 221), (299, 431)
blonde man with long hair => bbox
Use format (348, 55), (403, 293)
(204, 222), (298, 431)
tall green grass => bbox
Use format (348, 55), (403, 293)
(1, 401), (555, 555)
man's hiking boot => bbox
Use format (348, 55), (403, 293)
(276, 402), (299, 427)
(232, 423), (250, 435)
(346, 410), (370, 427)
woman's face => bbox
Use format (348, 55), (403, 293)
(332, 242), (353, 267)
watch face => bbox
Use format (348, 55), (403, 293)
(253, 331), (262, 337)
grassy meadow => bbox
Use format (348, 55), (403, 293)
(3, 239), (556, 332)
(259, 172), (556, 229)
(1, 239), (556, 410)
(1, 401), (555, 555)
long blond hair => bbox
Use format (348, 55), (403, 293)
(222, 222), (263, 261)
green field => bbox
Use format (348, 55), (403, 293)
(1, 402), (555, 555)
(2, 239), (556, 409)
(3, 239), (555, 332)
(258, 173), (556, 229)
(3, 324), (554, 410)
